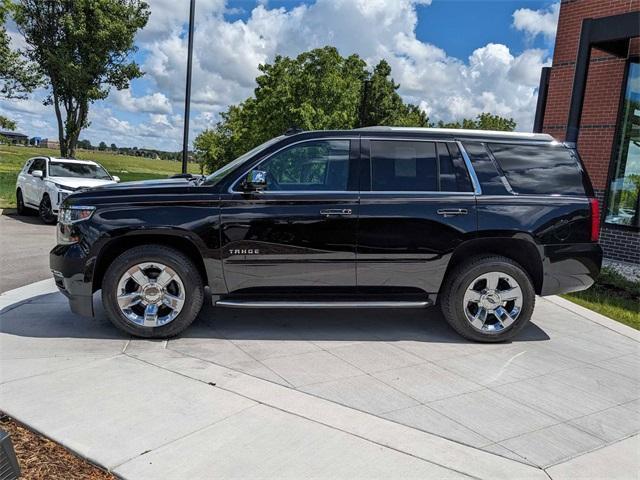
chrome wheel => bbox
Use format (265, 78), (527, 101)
(116, 262), (186, 328)
(462, 272), (523, 334)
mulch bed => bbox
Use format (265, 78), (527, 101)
(0, 414), (114, 480)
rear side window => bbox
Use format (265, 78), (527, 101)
(462, 142), (508, 195)
(488, 143), (586, 195)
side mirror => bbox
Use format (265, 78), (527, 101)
(112, 175), (120, 183)
(32, 170), (43, 179)
(243, 170), (267, 191)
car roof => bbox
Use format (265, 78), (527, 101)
(284, 127), (556, 144)
(355, 126), (555, 142)
(38, 157), (99, 165)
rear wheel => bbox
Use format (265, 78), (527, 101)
(102, 245), (204, 338)
(440, 255), (535, 342)
(38, 194), (56, 224)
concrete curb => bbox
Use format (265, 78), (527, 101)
(546, 295), (639, 342)
(0, 280), (551, 480)
(0, 278), (58, 313)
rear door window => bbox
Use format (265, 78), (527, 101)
(370, 140), (438, 191)
(488, 143), (586, 195)
(462, 142), (508, 195)
(438, 142), (473, 192)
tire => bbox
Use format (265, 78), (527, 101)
(16, 189), (33, 215)
(38, 194), (57, 224)
(102, 245), (204, 338)
(439, 255), (535, 343)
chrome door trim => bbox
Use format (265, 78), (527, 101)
(456, 141), (483, 195)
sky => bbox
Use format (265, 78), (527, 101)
(1, 0), (560, 151)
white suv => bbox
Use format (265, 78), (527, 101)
(16, 157), (120, 223)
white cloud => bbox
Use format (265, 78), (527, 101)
(110, 89), (172, 114)
(512, 2), (560, 42)
(1, 0), (552, 150)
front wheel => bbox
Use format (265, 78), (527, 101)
(39, 194), (56, 224)
(439, 255), (535, 342)
(16, 189), (33, 215)
(102, 245), (204, 338)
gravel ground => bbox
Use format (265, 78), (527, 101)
(603, 258), (640, 282)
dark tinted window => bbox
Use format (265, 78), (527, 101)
(462, 142), (508, 195)
(371, 141), (437, 191)
(259, 140), (350, 191)
(438, 143), (473, 192)
(28, 158), (46, 175)
(488, 143), (586, 195)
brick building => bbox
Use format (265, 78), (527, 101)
(534, 0), (639, 264)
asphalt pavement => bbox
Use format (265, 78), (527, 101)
(0, 210), (56, 293)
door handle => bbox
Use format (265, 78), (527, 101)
(320, 209), (352, 217)
(437, 208), (468, 218)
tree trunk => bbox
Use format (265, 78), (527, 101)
(52, 90), (67, 157)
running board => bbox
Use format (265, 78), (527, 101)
(215, 299), (432, 309)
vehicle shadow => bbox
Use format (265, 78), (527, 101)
(1, 209), (52, 226)
(0, 291), (550, 344)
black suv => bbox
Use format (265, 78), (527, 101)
(50, 127), (602, 342)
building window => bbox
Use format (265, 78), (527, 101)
(606, 61), (640, 228)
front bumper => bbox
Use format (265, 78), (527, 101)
(50, 243), (94, 317)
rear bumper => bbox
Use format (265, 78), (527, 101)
(540, 243), (602, 296)
(50, 244), (94, 317)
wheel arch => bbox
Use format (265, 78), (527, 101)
(92, 233), (209, 292)
(443, 235), (544, 295)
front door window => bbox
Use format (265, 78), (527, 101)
(257, 140), (350, 192)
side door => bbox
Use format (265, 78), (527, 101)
(24, 157), (46, 205)
(356, 138), (478, 294)
(219, 137), (359, 293)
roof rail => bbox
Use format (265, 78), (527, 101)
(284, 126), (304, 136)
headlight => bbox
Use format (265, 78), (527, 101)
(57, 206), (95, 245)
(58, 205), (96, 225)
(51, 182), (76, 191)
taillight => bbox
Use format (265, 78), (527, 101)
(589, 198), (600, 242)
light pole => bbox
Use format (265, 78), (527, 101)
(181, 0), (196, 174)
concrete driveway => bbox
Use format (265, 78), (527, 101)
(1, 280), (638, 479)
(0, 211), (56, 293)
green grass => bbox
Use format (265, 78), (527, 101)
(0, 145), (199, 208)
(563, 267), (640, 330)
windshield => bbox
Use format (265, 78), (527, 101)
(49, 161), (112, 180)
(203, 136), (284, 186)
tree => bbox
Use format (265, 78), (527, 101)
(98, 141), (107, 151)
(438, 113), (516, 131)
(14, 0), (149, 158)
(0, 114), (16, 130)
(77, 138), (92, 150)
(0, 0), (41, 99)
(360, 60), (429, 128)
(110, 142), (117, 151)
(195, 47), (430, 173)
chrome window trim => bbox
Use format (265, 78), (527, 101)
(359, 191), (475, 196)
(228, 137), (356, 194)
(456, 141), (483, 196)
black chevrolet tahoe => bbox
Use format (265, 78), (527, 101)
(50, 127), (602, 342)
